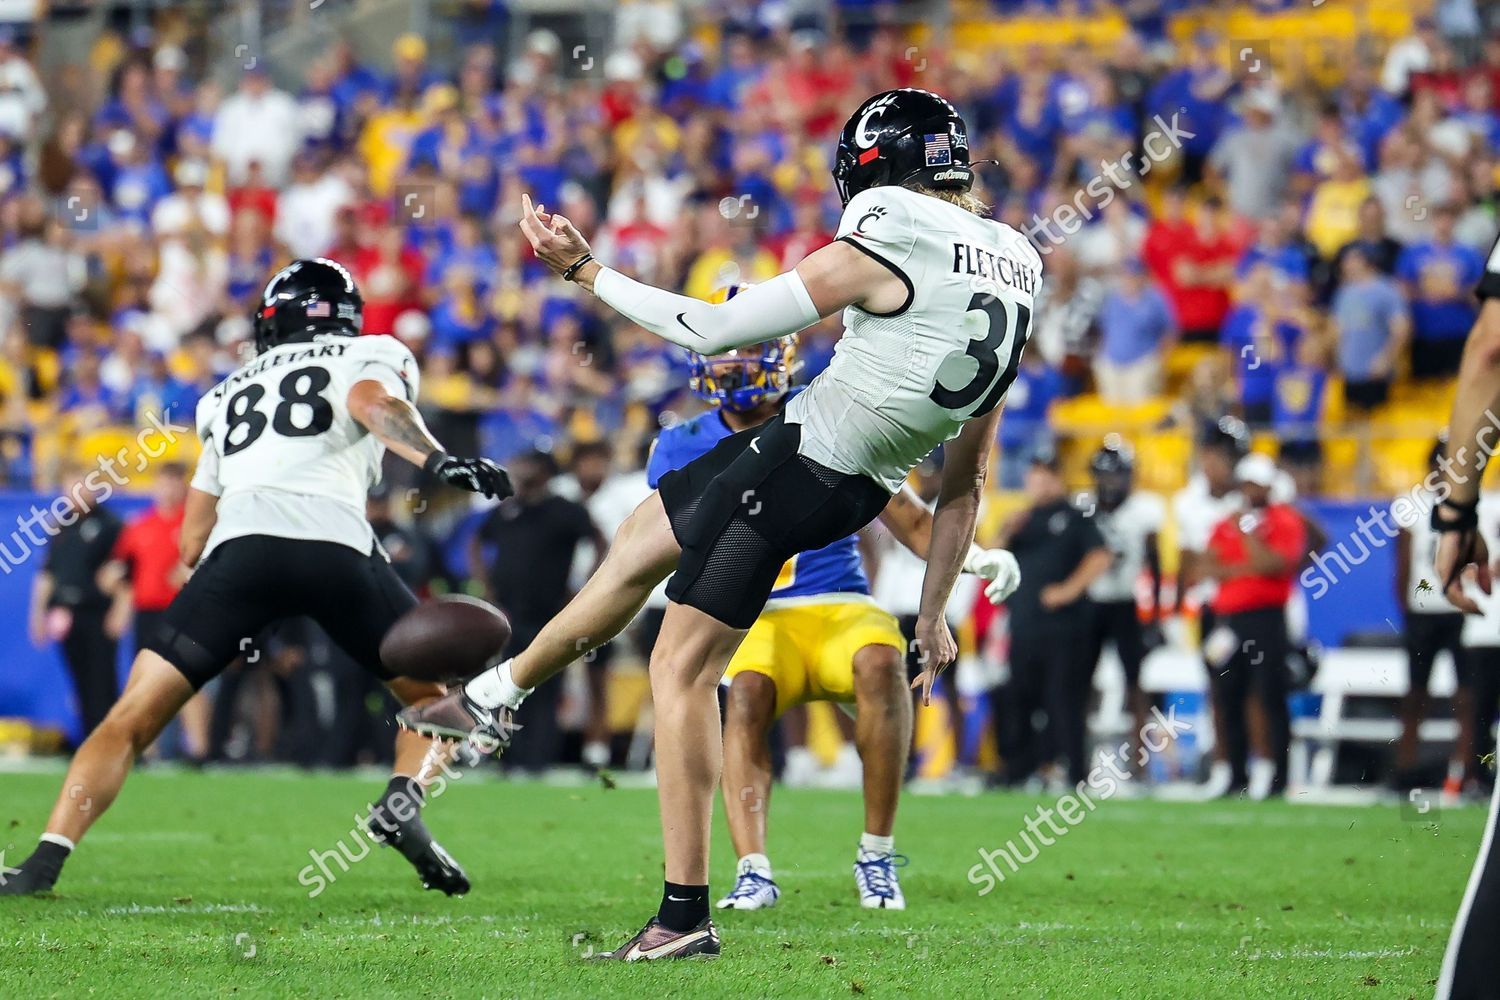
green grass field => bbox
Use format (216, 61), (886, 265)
(0, 767), (1481, 999)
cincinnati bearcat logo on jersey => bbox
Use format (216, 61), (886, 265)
(951, 242), (1038, 295)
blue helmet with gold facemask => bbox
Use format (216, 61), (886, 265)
(688, 284), (800, 413)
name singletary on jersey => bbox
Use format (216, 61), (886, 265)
(190, 334), (419, 558)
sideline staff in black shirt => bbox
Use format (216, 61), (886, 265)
(996, 449), (1112, 786)
(29, 477), (124, 741)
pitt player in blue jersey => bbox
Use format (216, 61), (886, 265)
(647, 300), (1020, 912)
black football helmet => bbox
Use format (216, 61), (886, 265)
(253, 258), (363, 353)
(1201, 415), (1251, 458)
(1091, 436), (1135, 509)
(832, 89), (973, 206)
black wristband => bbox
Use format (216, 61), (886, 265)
(561, 253), (595, 282)
(1431, 496), (1480, 533)
(423, 451), (450, 476)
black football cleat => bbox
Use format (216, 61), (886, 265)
(365, 812), (471, 897)
(0, 845), (64, 896)
(396, 685), (518, 756)
(592, 917), (721, 962)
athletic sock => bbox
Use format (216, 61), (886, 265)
(657, 880), (710, 932)
(859, 832), (895, 857)
(737, 853), (772, 879)
(466, 658), (533, 711)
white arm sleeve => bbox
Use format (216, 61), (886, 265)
(593, 267), (822, 354)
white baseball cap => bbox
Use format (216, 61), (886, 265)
(1234, 452), (1279, 489)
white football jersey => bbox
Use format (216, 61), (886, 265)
(784, 186), (1042, 493)
(1087, 490), (1165, 603)
(1393, 486), (1460, 614)
(190, 333), (419, 558)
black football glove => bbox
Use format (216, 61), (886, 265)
(424, 452), (513, 500)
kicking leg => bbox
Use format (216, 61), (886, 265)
(717, 671), (780, 910)
(400, 494), (680, 741)
(850, 643), (911, 910)
(3, 651), (192, 894)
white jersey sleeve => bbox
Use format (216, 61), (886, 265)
(784, 186), (1043, 493)
(836, 186), (920, 278)
(193, 334), (420, 558)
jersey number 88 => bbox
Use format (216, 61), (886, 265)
(223, 365), (335, 456)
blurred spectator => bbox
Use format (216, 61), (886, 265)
(1143, 191), (1240, 342)
(1331, 247), (1410, 411)
(1221, 264), (1302, 425)
(0, 207), (84, 348)
(1397, 202), (1484, 378)
(211, 67), (302, 186)
(1094, 260), (1175, 404)
(1208, 89), (1300, 222)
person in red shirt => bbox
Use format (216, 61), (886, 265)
(1143, 191), (1246, 342)
(98, 464), (204, 760)
(1199, 452), (1306, 797)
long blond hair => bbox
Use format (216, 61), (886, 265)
(910, 184), (990, 217)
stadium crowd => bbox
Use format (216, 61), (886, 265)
(4, 0), (1500, 792)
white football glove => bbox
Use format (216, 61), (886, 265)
(964, 547), (1022, 605)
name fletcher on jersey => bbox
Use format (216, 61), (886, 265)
(951, 240), (1040, 296)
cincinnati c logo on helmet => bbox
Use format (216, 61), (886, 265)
(855, 93), (900, 149)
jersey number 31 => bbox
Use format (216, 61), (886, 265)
(223, 366), (335, 456)
(928, 294), (1031, 419)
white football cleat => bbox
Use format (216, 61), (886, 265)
(716, 869), (780, 910)
(854, 848), (908, 910)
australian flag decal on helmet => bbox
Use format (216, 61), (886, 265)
(923, 133), (952, 167)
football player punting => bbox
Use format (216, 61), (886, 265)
(649, 329), (1017, 913)
(400, 89), (1041, 959)
(1, 260), (511, 898)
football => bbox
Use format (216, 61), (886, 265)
(379, 595), (512, 683)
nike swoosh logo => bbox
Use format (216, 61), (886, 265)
(666, 895), (693, 902)
(675, 312), (704, 339)
(624, 928), (712, 961)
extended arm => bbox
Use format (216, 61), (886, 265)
(910, 407), (1002, 703)
(347, 380), (512, 499)
(516, 194), (906, 353)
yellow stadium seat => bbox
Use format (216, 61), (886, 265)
(1373, 436), (1436, 496)
(1136, 429), (1192, 494)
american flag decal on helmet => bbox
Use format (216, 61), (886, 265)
(923, 133), (952, 166)
(306, 301), (332, 318)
